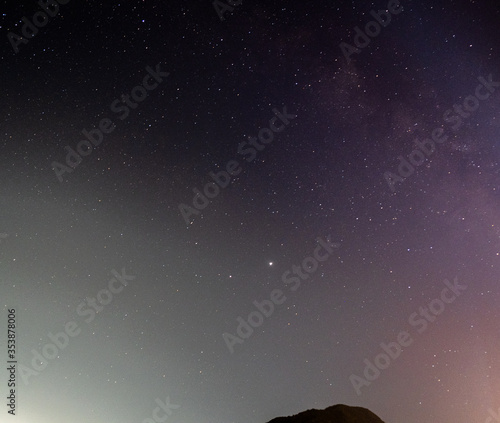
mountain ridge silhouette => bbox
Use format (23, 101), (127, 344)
(266, 404), (386, 423)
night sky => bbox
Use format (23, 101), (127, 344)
(1, 1), (500, 423)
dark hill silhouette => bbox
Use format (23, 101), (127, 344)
(267, 404), (386, 423)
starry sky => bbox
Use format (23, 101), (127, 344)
(1, 1), (500, 423)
